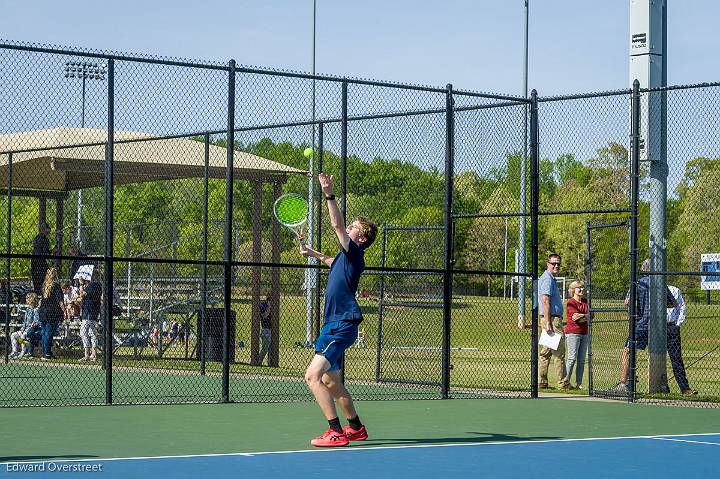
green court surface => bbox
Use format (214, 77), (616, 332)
(1, 398), (719, 463)
(0, 362), (459, 406)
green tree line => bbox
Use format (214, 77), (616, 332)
(1, 138), (716, 300)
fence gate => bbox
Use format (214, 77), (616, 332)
(374, 226), (445, 392)
(585, 220), (632, 399)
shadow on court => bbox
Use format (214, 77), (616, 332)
(1, 454), (98, 463)
(358, 432), (561, 447)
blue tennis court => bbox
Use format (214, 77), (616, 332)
(3, 433), (718, 478)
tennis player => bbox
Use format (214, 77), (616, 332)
(299, 172), (377, 447)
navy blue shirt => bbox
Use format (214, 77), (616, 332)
(635, 276), (675, 328)
(81, 282), (102, 322)
(323, 240), (365, 325)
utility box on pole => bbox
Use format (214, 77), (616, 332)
(629, 0), (668, 393)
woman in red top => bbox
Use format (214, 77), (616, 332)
(565, 280), (589, 389)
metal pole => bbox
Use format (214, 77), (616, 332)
(200, 133), (209, 375)
(304, 0), (318, 348)
(314, 123), (324, 341)
(222, 60), (236, 403)
(518, 0), (529, 329)
(4, 153), (12, 364)
(442, 83), (455, 399)
(585, 222), (594, 395)
(104, 59), (115, 404)
(503, 217), (508, 299)
(125, 226), (131, 332)
(77, 76), (86, 250)
(529, 89), (540, 399)
(375, 227), (387, 382)
(628, 80), (642, 402)
(339, 80), (348, 384)
(340, 81), (348, 223)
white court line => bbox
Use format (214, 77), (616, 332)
(3, 432), (719, 465)
(651, 437), (720, 446)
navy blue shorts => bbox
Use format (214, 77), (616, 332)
(626, 327), (649, 350)
(315, 321), (358, 372)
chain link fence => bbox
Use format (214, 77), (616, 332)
(1, 39), (719, 408)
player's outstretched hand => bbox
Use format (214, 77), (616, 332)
(299, 243), (310, 257)
(318, 172), (334, 194)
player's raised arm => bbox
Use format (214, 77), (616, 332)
(299, 243), (334, 267)
(318, 173), (351, 251)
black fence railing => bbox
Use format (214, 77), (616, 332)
(1, 39), (719, 408)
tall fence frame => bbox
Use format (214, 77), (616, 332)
(1, 40), (719, 407)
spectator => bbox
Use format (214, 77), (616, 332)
(61, 281), (80, 321)
(565, 280), (589, 390)
(10, 293), (40, 359)
(31, 223), (52, 295)
(617, 259), (677, 391)
(0, 279), (8, 332)
(69, 245), (95, 287)
(75, 264), (101, 361)
(257, 296), (272, 365)
(665, 284), (697, 395)
(38, 267), (64, 361)
(537, 253), (569, 389)
(165, 319), (180, 344)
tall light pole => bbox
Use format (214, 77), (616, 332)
(64, 61), (107, 251)
(518, 0), (529, 328)
(629, 0), (668, 393)
(303, 0), (318, 347)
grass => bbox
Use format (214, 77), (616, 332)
(2, 294), (718, 406)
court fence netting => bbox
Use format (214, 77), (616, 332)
(0, 39), (719, 408)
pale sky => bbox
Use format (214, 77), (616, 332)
(3, 0), (720, 96)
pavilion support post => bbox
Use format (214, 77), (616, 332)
(250, 180), (262, 365)
(39, 198), (47, 230)
(55, 198), (64, 273)
(270, 181), (282, 367)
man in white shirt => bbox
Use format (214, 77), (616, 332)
(666, 285), (697, 395)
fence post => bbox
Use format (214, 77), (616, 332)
(200, 133), (210, 375)
(585, 222), (594, 395)
(628, 79), (642, 402)
(4, 153), (12, 365)
(104, 58), (115, 404)
(223, 59), (236, 403)
(315, 123), (324, 341)
(340, 81), (348, 384)
(529, 89), (539, 399)
(376, 226), (387, 383)
(442, 83), (455, 399)
(340, 81), (348, 224)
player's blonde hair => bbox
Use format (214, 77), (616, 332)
(354, 217), (378, 250)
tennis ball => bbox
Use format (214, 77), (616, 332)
(303, 147), (313, 158)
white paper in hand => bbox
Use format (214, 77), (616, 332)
(539, 330), (562, 351)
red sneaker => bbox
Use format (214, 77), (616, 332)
(310, 429), (350, 447)
(343, 425), (368, 441)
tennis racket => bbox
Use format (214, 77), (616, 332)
(273, 193), (309, 244)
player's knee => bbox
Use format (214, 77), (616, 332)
(322, 375), (337, 389)
(304, 369), (322, 386)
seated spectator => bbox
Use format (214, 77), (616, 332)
(61, 281), (80, 321)
(10, 293), (41, 359)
